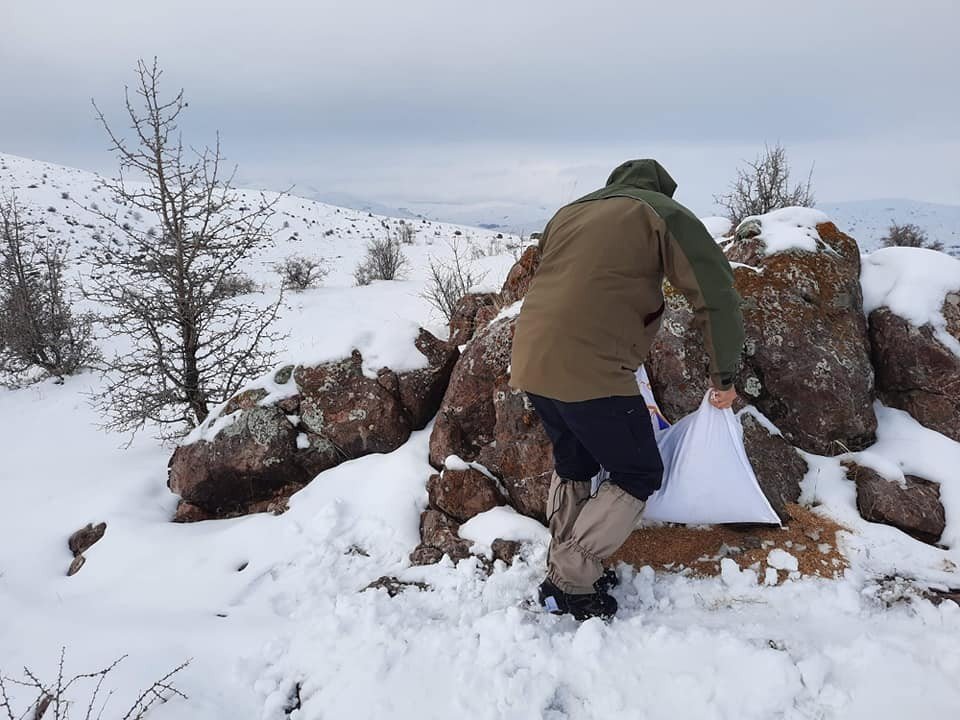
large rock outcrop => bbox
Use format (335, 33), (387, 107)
(168, 328), (458, 520)
(428, 314), (553, 523)
(869, 294), (960, 443)
(648, 218), (877, 455)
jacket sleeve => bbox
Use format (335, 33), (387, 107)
(659, 213), (744, 390)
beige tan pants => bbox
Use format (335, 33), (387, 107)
(546, 472), (646, 594)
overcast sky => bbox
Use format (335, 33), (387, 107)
(2, 0), (958, 219)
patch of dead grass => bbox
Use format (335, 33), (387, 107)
(610, 504), (849, 583)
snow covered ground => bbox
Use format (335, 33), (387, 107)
(2, 153), (960, 719)
(820, 199), (960, 253)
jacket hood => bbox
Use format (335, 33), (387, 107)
(605, 159), (677, 198)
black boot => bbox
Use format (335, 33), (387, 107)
(538, 579), (618, 621)
(594, 568), (620, 594)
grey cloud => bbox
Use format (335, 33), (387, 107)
(2, 0), (958, 216)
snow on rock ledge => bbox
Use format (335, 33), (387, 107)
(734, 207), (832, 257)
(863, 247), (960, 442)
(167, 328), (459, 521)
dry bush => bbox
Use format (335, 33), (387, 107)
(275, 255), (328, 291)
(84, 59), (285, 438)
(354, 228), (409, 286)
(880, 222), (943, 251)
(421, 238), (488, 322)
(0, 649), (189, 720)
(397, 221), (415, 245)
(0, 192), (99, 382)
(212, 272), (260, 299)
(715, 142), (815, 227)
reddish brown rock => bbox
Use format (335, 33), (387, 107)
(169, 329), (456, 520)
(848, 463), (946, 545)
(67, 555), (86, 577)
(649, 221), (876, 456)
(449, 292), (500, 346)
(478, 376), (553, 522)
(428, 313), (553, 523)
(172, 502), (215, 523)
(168, 404), (309, 517)
(739, 412), (808, 522)
(869, 295), (960, 443)
(491, 539), (522, 565)
(409, 509), (473, 565)
(68, 522), (106, 556)
(296, 351), (412, 459)
(430, 315), (516, 469)
(397, 328), (460, 429)
(426, 468), (504, 523)
(500, 245), (541, 305)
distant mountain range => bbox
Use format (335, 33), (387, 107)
(305, 193), (960, 252)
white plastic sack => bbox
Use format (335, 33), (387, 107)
(642, 391), (780, 525)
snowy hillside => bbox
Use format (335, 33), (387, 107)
(2, 153), (960, 719)
(819, 199), (960, 253)
(0, 152), (520, 368)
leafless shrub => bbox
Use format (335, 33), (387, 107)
(275, 255), (328, 291)
(421, 238), (488, 322)
(397, 221), (415, 245)
(0, 192), (99, 382)
(212, 272), (260, 299)
(354, 228), (409, 286)
(715, 142), (815, 227)
(880, 222), (943, 252)
(0, 648), (189, 720)
(83, 58), (285, 439)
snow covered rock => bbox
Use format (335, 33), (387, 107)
(426, 468), (505, 523)
(168, 403), (306, 520)
(846, 462), (946, 545)
(396, 329), (462, 430)
(863, 248), (960, 442)
(168, 328), (457, 520)
(869, 304), (960, 442)
(649, 213), (877, 456)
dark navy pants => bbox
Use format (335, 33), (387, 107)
(527, 393), (664, 501)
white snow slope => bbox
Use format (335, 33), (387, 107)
(1, 153), (959, 720)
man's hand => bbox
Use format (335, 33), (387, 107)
(708, 385), (738, 410)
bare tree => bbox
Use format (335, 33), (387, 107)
(880, 222), (943, 251)
(84, 59), (285, 438)
(715, 142), (815, 227)
(421, 237), (488, 322)
(275, 255), (328, 291)
(0, 192), (99, 382)
(0, 648), (189, 719)
(354, 227), (409, 286)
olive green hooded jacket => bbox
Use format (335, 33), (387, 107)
(510, 159), (744, 401)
